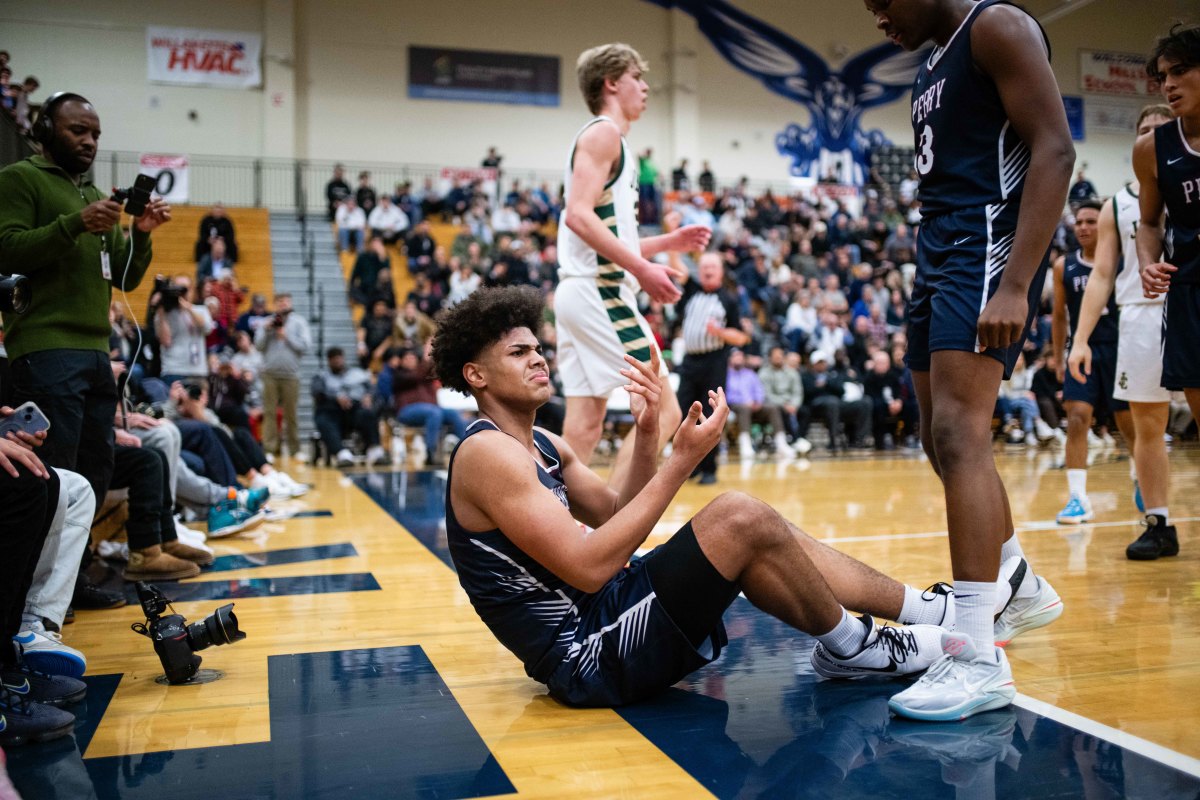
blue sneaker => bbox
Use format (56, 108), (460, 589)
(1133, 480), (1145, 514)
(231, 486), (269, 513)
(208, 502), (266, 539)
(1056, 494), (1093, 525)
(12, 626), (86, 679)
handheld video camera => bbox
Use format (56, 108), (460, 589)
(111, 173), (157, 218)
(0, 274), (31, 315)
(130, 582), (246, 684)
(153, 276), (184, 312)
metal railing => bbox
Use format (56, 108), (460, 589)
(85, 149), (816, 214)
(88, 150), (569, 214)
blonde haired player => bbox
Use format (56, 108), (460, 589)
(557, 43), (711, 472)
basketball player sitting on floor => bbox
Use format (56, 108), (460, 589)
(434, 286), (1029, 709)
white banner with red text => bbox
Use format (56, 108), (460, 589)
(139, 154), (189, 204)
(147, 26), (262, 88)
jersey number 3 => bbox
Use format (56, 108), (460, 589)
(916, 125), (935, 176)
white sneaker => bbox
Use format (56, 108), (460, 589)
(888, 632), (1016, 721)
(811, 616), (946, 679)
(793, 436), (813, 456)
(264, 470), (305, 498)
(994, 570), (1063, 647)
(14, 625), (87, 679)
(96, 540), (129, 562)
(1087, 429), (1103, 449)
(772, 433), (796, 459)
(738, 432), (755, 461)
(1034, 417), (1056, 442)
(174, 519), (213, 554)
(336, 448), (355, 468)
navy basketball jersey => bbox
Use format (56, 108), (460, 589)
(1063, 250), (1118, 344)
(1155, 118), (1200, 285)
(911, 0), (1050, 216)
(446, 419), (586, 684)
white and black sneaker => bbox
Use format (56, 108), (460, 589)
(811, 615), (946, 679)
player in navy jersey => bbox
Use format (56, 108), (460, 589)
(1069, 106), (1175, 561)
(1051, 200), (1132, 525)
(430, 286), (1013, 708)
(1130, 24), (1200, 559)
(865, 0), (1073, 721)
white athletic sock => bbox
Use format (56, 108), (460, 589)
(1130, 461), (1138, 481)
(1147, 507), (1169, 524)
(953, 581), (997, 663)
(1000, 534), (1025, 564)
(815, 608), (868, 658)
(899, 585), (950, 626)
(1066, 469), (1088, 499)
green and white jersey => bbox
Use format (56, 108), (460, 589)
(1112, 183), (1161, 307)
(557, 116), (641, 282)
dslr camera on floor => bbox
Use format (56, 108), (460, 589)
(131, 581), (246, 684)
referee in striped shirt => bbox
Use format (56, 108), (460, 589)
(676, 252), (748, 484)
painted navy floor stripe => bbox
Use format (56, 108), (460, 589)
(7, 648), (513, 800)
(366, 469), (1200, 799)
(121, 573), (380, 604)
(207, 542), (358, 572)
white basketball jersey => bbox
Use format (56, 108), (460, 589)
(1112, 183), (1162, 307)
(557, 116), (640, 281)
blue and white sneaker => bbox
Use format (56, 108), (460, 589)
(12, 626), (86, 679)
(207, 501), (266, 539)
(1056, 494), (1093, 525)
(888, 632), (1016, 721)
(1133, 480), (1145, 514)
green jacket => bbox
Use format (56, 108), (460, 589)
(0, 155), (153, 360)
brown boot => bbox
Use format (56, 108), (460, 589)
(123, 546), (201, 582)
(163, 540), (215, 567)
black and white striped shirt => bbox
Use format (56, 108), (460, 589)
(680, 280), (741, 356)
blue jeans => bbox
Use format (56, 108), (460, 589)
(397, 404), (467, 453)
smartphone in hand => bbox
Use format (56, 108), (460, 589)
(0, 402), (51, 437)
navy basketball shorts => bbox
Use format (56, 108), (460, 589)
(545, 522), (735, 708)
(1063, 340), (1128, 415)
(1163, 284), (1200, 390)
(907, 206), (1049, 379)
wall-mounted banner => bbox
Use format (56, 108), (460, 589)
(409, 46), (559, 107)
(147, 26), (262, 88)
(139, 154), (189, 204)
(1079, 50), (1158, 99)
(1085, 97), (1146, 136)
(1063, 96), (1085, 142)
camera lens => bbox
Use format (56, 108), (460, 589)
(187, 604), (246, 651)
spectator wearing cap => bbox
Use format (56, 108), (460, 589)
(236, 293), (273, 337)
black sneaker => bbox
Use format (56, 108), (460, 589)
(0, 686), (75, 746)
(2, 663), (87, 707)
(1126, 515), (1180, 561)
(72, 580), (127, 610)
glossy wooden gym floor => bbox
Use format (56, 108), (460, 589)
(9, 442), (1200, 799)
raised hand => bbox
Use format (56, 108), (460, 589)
(620, 349), (663, 436)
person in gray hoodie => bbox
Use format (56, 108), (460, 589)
(254, 293), (310, 457)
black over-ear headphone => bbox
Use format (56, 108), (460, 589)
(33, 92), (90, 147)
